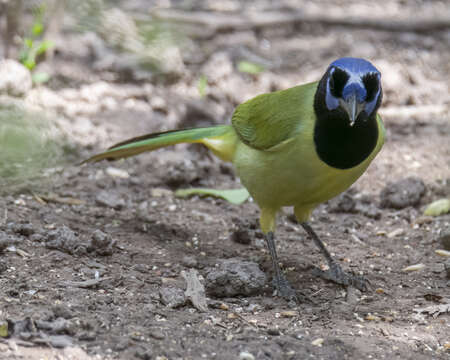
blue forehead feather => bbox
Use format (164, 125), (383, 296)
(330, 57), (380, 75)
(325, 57), (381, 116)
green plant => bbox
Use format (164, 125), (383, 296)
(197, 75), (208, 97)
(18, 3), (53, 83)
(237, 60), (265, 75)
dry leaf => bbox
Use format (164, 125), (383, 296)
(415, 303), (450, 318)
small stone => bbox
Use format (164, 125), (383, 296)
(149, 329), (165, 340)
(328, 192), (356, 213)
(444, 259), (450, 279)
(0, 59), (32, 96)
(78, 332), (97, 342)
(387, 228), (404, 238)
(88, 230), (116, 256)
(311, 338), (324, 346)
(431, 263), (445, 274)
(113, 338), (130, 351)
(438, 228), (450, 251)
(30, 233), (44, 242)
(52, 304), (75, 319)
(365, 314), (381, 321)
(106, 166), (129, 179)
(230, 229), (252, 245)
(135, 346), (153, 360)
(413, 216), (433, 225)
(280, 310), (298, 318)
(181, 255), (198, 268)
(380, 177), (426, 209)
(95, 190), (125, 209)
(356, 203), (382, 219)
(239, 351), (255, 360)
(151, 188), (172, 197)
(402, 263), (425, 272)
(0, 232), (11, 253)
(44, 226), (86, 255)
(0, 261), (7, 274)
(132, 264), (149, 273)
(435, 249), (450, 258)
(267, 328), (281, 336)
(8, 223), (35, 236)
(205, 258), (266, 297)
(159, 286), (186, 308)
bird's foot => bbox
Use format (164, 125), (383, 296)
(313, 261), (369, 291)
(272, 275), (298, 302)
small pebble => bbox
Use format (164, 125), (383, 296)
(444, 259), (450, 279)
(380, 177), (426, 209)
(239, 351), (255, 360)
(431, 263), (445, 274)
(151, 188), (172, 197)
(267, 328), (281, 336)
(149, 329), (165, 340)
(205, 258), (266, 297)
(280, 310), (298, 318)
(435, 249), (450, 258)
(181, 255), (198, 268)
(365, 314), (381, 321)
(387, 228), (404, 238)
(159, 286), (186, 308)
(106, 166), (129, 179)
(438, 228), (450, 250)
(402, 263), (425, 272)
(95, 190), (125, 209)
(230, 229), (252, 245)
(311, 338), (324, 347)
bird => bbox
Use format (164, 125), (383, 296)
(83, 57), (385, 301)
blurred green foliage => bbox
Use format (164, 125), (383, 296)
(237, 60), (265, 75)
(18, 3), (53, 82)
(0, 105), (65, 193)
(197, 75), (208, 97)
(424, 198), (450, 216)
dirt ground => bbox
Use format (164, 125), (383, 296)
(0, 1), (449, 359)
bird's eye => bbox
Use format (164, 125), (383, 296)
(329, 68), (349, 98)
(362, 73), (379, 102)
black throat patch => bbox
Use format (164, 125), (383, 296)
(313, 70), (380, 170)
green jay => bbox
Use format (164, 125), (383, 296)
(84, 57), (385, 301)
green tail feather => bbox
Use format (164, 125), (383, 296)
(82, 125), (231, 163)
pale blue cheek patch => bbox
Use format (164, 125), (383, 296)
(364, 86), (381, 116)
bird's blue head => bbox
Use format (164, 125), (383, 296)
(321, 57), (382, 126)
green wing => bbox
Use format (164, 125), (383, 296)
(232, 82), (318, 150)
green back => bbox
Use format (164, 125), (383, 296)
(232, 82), (318, 150)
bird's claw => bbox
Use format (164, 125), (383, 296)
(273, 275), (298, 302)
(313, 262), (369, 292)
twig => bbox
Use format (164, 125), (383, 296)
(61, 277), (110, 289)
(151, 9), (450, 36)
(36, 193), (85, 206)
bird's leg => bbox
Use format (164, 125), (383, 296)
(265, 232), (297, 301)
(300, 222), (368, 291)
